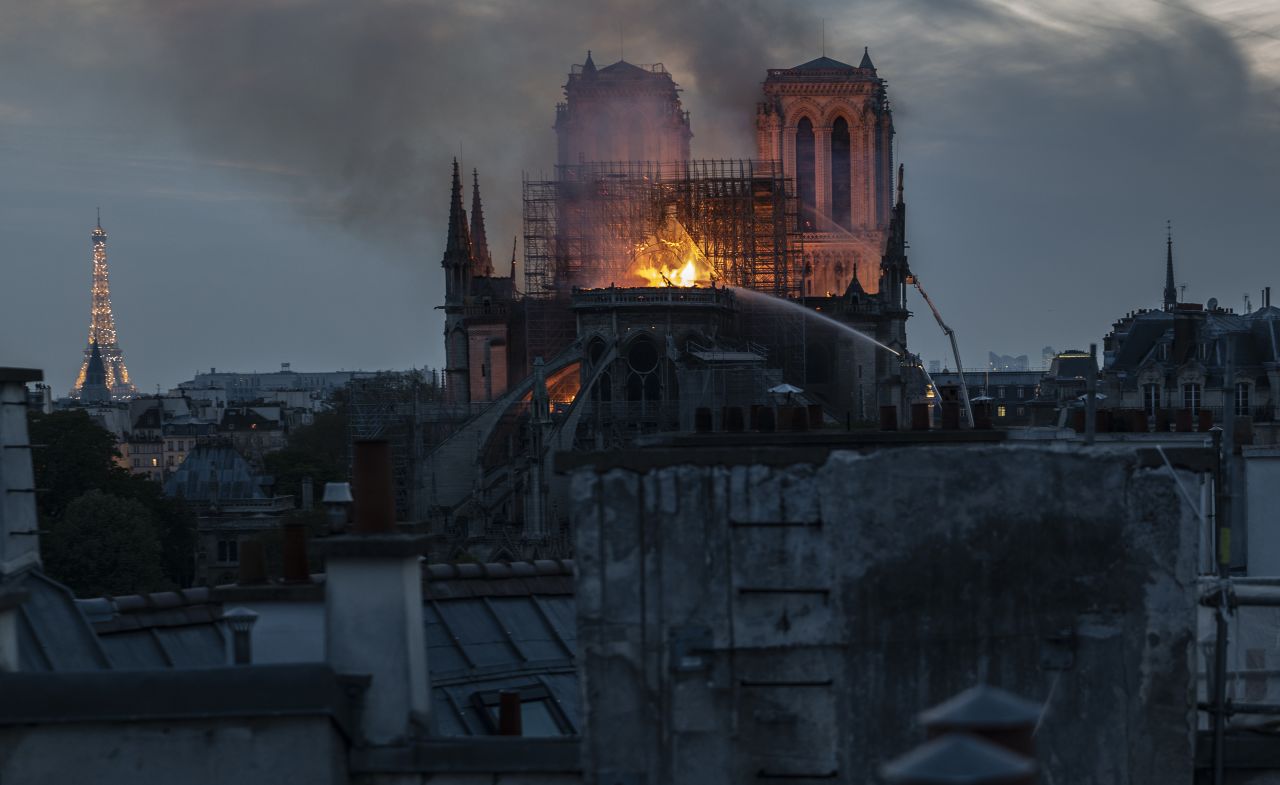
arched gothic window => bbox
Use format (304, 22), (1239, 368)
(795, 117), (816, 229)
(831, 117), (852, 231)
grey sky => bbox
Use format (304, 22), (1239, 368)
(1, 0), (1278, 394)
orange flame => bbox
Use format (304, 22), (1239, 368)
(628, 213), (713, 287)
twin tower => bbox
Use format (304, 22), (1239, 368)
(554, 49), (896, 297)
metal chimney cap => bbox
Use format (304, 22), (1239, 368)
(322, 482), (354, 504)
(881, 732), (1035, 784)
(919, 684), (1041, 729)
(224, 607), (259, 633)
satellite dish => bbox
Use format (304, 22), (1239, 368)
(1207, 297), (1219, 311)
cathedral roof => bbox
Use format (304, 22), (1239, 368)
(595, 60), (670, 80)
(792, 55), (858, 71)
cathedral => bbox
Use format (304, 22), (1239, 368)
(423, 49), (917, 557)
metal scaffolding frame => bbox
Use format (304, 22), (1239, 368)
(522, 160), (805, 380)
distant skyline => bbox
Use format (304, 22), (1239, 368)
(2, 0), (1278, 394)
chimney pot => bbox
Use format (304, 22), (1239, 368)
(498, 691), (523, 736)
(237, 539), (268, 585)
(224, 607), (259, 665)
(281, 522), (310, 584)
(353, 440), (396, 534)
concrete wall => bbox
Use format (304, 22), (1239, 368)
(0, 717), (346, 785)
(570, 444), (1201, 785)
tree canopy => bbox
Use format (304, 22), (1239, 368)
(42, 490), (165, 598)
(28, 410), (196, 593)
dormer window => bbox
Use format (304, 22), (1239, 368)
(1158, 344), (1170, 362)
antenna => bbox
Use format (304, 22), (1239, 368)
(619, 26), (624, 61)
(822, 19), (826, 56)
(1179, 283), (1188, 301)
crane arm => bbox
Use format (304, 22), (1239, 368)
(910, 276), (974, 427)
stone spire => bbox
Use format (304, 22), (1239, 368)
(470, 169), (495, 277)
(859, 46), (875, 70)
(1163, 222), (1177, 311)
(878, 163), (910, 310)
(583, 49), (596, 76)
(80, 341), (111, 404)
(442, 159), (472, 302)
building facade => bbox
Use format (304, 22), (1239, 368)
(555, 52), (692, 166)
(757, 51), (895, 297)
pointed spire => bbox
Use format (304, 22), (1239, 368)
(470, 169), (494, 277)
(446, 159), (470, 256)
(1164, 221), (1177, 311)
(583, 49), (597, 76)
(859, 46), (875, 70)
(442, 159), (473, 301)
(896, 162), (904, 206)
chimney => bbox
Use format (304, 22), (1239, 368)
(224, 607), (259, 665)
(322, 482), (354, 534)
(281, 522), (310, 584)
(880, 733), (1036, 785)
(919, 684), (1041, 757)
(498, 690), (523, 736)
(0, 368), (44, 577)
(319, 439), (429, 744)
(237, 539), (268, 585)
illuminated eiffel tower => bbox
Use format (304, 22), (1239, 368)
(72, 212), (136, 399)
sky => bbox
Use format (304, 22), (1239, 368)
(1, 0), (1278, 394)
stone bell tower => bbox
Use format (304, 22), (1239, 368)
(757, 49), (894, 297)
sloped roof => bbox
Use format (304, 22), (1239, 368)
(163, 443), (266, 501)
(596, 60), (668, 80)
(60, 559), (581, 735)
(793, 55), (857, 70)
(12, 570), (112, 672)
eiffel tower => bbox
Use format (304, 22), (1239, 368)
(72, 212), (137, 399)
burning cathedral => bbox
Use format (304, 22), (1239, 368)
(420, 50), (921, 560)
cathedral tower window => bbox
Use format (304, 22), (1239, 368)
(795, 117), (816, 229)
(831, 117), (852, 231)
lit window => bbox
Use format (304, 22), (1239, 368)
(151, 458), (158, 467)
(997, 405), (1007, 418)
(1183, 383), (1201, 413)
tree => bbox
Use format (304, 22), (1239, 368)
(28, 410), (196, 589)
(43, 491), (166, 597)
(264, 405), (349, 503)
(27, 409), (123, 521)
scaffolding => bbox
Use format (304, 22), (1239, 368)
(522, 159), (805, 378)
(347, 371), (450, 522)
